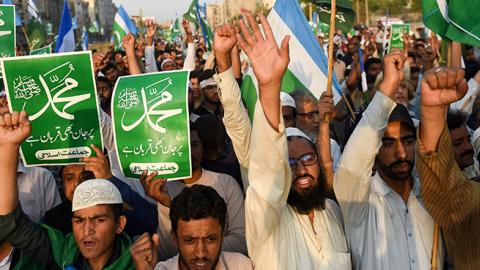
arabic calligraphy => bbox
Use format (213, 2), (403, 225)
(0, 10), (12, 37)
(27, 62), (91, 121)
(25, 125), (95, 146)
(121, 138), (183, 158)
(117, 88), (140, 110)
(120, 77), (181, 134)
(129, 162), (179, 175)
(319, 5), (347, 23)
(35, 146), (91, 160)
(13, 76), (42, 100)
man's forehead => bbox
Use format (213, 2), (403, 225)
(384, 121), (415, 138)
(177, 218), (221, 235)
(287, 137), (316, 155)
(73, 205), (113, 218)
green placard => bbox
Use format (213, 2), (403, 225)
(1, 52), (104, 166)
(30, 45), (51, 55)
(0, 5), (16, 78)
(389, 24), (410, 51)
(112, 70), (191, 180)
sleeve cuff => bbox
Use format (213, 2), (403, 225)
(366, 91), (397, 121)
(253, 100), (285, 142)
(417, 127), (456, 170)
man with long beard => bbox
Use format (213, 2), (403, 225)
(212, 11), (351, 270)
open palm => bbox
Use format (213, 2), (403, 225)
(236, 10), (290, 88)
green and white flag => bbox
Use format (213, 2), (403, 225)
(315, 0), (355, 34)
(0, 5), (16, 78)
(26, 18), (46, 50)
(183, 0), (197, 24)
(389, 24), (410, 51)
(423, 0), (480, 47)
(1, 52), (103, 166)
(172, 18), (182, 42)
(113, 5), (138, 50)
(241, 0), (342, 120)
(112, 70), (191, 180)
(30, 45), (51, 55)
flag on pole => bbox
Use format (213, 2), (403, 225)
(26, 18), (46, 50)
(183, 0), (197, 24)
(171, 18), (182, 42)
(195, 0), (213, 50)
(241, 0), (342, 120)
(27, 0), (41, 23)
(3, 0), (21, 26)
(54, 0), (75, 53)
(113, 5), (137, 50)
(423, 0), (480, 47)
(81, 31), (88, 51)
(358, 49), (368, 92)
(316, 0), (355, 34)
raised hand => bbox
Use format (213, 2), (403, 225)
(379, 49), (406, 99)
(182, 19), (193, 43)
(140, 171), (171, 207)
(214, 24), (237, 72)
(145, 19), (157, 46)
(236, 9), (290, 89)
(81, 144), (113, 179)
(130, 232), (160, 270)
(0, 111), (31, 147)
(318, 92), (335, 121)
(421, 67), (468, 109)
(122, 33), (136, 54)
(93, 52), (107, 74)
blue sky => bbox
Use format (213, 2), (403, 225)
(112, 0), (220, 22)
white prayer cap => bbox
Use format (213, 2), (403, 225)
(280, 92), (296, 109)
(285, 127), (313, 143)
(72, 179), (123, 212)
(160, 59), (175, 70)
(200, 78), (216, 89)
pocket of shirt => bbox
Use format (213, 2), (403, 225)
(334, 251), (352, 269)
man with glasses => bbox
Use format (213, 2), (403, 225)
(212, 11), (351, 269)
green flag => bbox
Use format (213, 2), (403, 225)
(423, 0), (480, 47)
(1, 52), (103, 166)
(26, 18), (46, 50)
(314, 0), (355, 34)
(172, 18), (182, 41)
(183, 0), (197, 24)
(0, 5), (16, 78)
(111, 70), (192, 180)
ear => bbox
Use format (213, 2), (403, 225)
(116, 215), (127, 234)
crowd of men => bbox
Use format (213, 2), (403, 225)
(0, 8), (479, 270)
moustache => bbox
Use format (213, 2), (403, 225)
(294, 174), (315, 183)
(192, 258), (211, 263)
(388, 160), (414, 169)
(461, 149), (475, 158)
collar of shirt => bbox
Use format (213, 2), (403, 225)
(17, 160), (27, 174)
(159, 254), (226, 270)
(0, 247), (14, 268)
(372, 172), (421, 198)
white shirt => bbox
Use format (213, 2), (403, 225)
(334, 92), (444, 270)
(154, 252), (253, 270)
(0, 247), (14, 270)
(17, 162), (61, 222)
(156, 169), (247, 260)
(246, 101), (351, 270)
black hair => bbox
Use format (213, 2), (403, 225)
(447, 110), (468, 131)
(189, 71), (199, 80)
(114, 50), (126, 57)
(410, 66), (421, 75)
(108, 203), (124, 222)
(169, 185), (227, 235)
(365, 58), (382, 73)
(102, 63), (117, 74)
(194, 115), (226, 155)
(96, 76), (112, 88)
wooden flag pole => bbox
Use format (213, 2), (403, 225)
(325, 0), (336, 122)
(431, 223), (439, 270)
(21, 26), (31, 51)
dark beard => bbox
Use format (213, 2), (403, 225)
(287, 174), (326, 215)
(178, 252), (219, 270)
